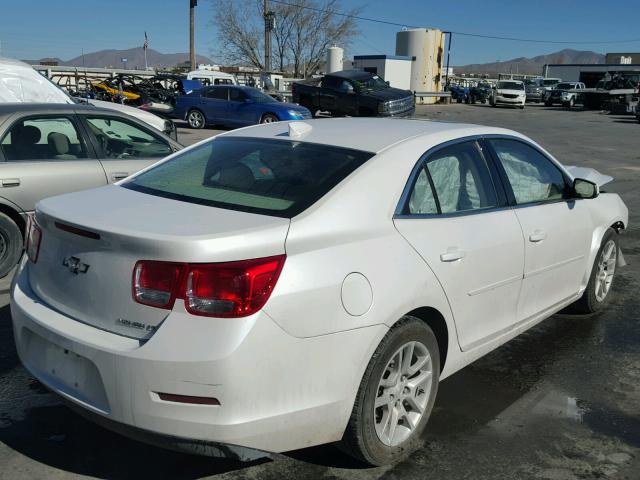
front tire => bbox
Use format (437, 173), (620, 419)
(0, 213), (23, 278)
(186, 109), (205, 129)
(570, 228), (618, 314)
(260, 113), (279, 124)
(340, 317), (440, 466)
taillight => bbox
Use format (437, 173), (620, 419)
(132, 255), (286, 318)
(133, 261), (183, 309)
(26, 219), (42, 263)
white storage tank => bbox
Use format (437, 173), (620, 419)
(326, 46), (344, 74)
(396, 28), (445, 103)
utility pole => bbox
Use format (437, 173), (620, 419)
(263, 0), (274, 72)
(190, 0), (197, 71)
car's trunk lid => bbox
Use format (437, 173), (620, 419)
(29, 185), (290, 340)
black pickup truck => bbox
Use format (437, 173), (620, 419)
(292, 70), (414, 117)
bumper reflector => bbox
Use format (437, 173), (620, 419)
(156, 392), (221, 406)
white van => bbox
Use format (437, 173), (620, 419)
(186, 70), (238, 87)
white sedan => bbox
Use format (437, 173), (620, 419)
(11, 118), (628, 465)
(491, 80), (527, 109)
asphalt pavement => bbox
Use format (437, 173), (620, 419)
(1, 103), (638, 479)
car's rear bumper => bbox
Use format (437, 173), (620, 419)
(10, 260), (386, 453)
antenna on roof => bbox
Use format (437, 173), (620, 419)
(288, 122), (312, 138)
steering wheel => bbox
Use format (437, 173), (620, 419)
(96, 134), (113, 158)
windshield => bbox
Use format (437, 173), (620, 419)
(245, 88), (277, 103)
(123, 137), (373, 218)
(352, 75), (388, 91)
(497, 81), (524, 90)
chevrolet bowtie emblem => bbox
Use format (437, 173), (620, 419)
(62, 256), (90, 275)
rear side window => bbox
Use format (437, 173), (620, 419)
(123, 137), (373, 218)
(1, 117), (87, 161)
(489, 139), (567, 204)
(204, 87), (228, 100)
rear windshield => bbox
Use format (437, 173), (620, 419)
(122, 137), (373, 218)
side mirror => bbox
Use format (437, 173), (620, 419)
(572, 178), (599, 199)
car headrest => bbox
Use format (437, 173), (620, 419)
(47, 132), (70, 155)
(14, 125), (41, 145)
(216, 163), (255, 190)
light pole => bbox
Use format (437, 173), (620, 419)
(190, 0), (197, 71)
(263, 0), (275, 72)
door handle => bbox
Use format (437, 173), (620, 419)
(440, 249), (466, 262)
(529, 231), (547, 243)
(1, 178), (20, 187)
(111, 172), (129, 181)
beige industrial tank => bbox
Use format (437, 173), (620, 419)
(396, 28), (445, 104)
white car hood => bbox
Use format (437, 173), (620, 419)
(86, 99), (166, 132)
(496, 89), (524, 96)
(565, 166), (613, 187)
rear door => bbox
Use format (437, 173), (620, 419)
(80, 114), (174, 183)
(486, 138), (592, 320)
(200, 86), (229, 124)
(394, 140), (525, 351)
(0, 114), (107, 212)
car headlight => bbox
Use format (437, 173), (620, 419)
(561, 92), (570, 98)
(287, 109), (304, 119)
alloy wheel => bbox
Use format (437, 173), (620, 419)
(374, 341), (432, 447)
(595, 239), (617, 302)
(188, 111), (204, 128)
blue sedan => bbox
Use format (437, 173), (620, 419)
(175, 85), (312, 129)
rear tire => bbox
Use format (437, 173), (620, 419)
(569, 228), (618, 314)
(0, 213), (23, 278)
(339, 316), (440, 466)
(186, 109), (205, 129)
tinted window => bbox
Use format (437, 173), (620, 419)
(489, 139), (567, 204)
(497, 81), (524, 90)
(123, 137), (373, 218)
(204, 87), (228, 100)
(405, 141), (498, 215)
(1, 117), (87, 161)
(86, 117), (172, 159)
(229, 88), (246, 102)
(322, 76), (339, 88)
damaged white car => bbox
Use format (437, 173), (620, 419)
(11, 118), (628, 465)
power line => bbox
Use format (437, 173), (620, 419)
(269, 0), (640, 45)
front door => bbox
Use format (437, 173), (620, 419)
(394, 140), (525, 351)
(0, 115), (107, 212)
(81, 115), (174, 183)
(486, 138), (592, 320)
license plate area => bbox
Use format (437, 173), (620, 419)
(22, 328), (110, 414)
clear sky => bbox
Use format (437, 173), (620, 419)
(1, 0), (639, 65)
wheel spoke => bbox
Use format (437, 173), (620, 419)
(404, 394), (425, 415)
(375, 392), (393, 409)
(407, 370), (432, 389)
(401, 342), (414, 375)
(387, 406), (399, 443)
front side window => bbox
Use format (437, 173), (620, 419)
(86, 117), (172, 159)
(229, 88), (246, 102)
(405, 141), (498, 215)
(123, 137), (373, 218)
(1, 116), (87, 161)
(204, 87), (228, 100)
(489, 139), (567, 204)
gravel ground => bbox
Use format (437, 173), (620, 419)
(1, 103), (638, 479)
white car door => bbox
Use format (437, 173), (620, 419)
(486, 138), (592, 321)
(394, 140), (525, 351)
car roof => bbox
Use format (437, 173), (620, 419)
(326, 70), (374, 80)
(220, 118), (523, 154)
(0, 102), (130, 117)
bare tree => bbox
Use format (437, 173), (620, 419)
(210, 0), (360, 76)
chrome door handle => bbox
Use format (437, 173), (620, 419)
(1, 178), (20, 187)
(440, 249), (466, 262)
(111, 172), (129, 181)
(529, 231), (547, 243)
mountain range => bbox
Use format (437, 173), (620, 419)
(454, 49), (605, 76)
(23, 48), (214, 69)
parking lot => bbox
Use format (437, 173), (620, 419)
(1, 103), (638, 480)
